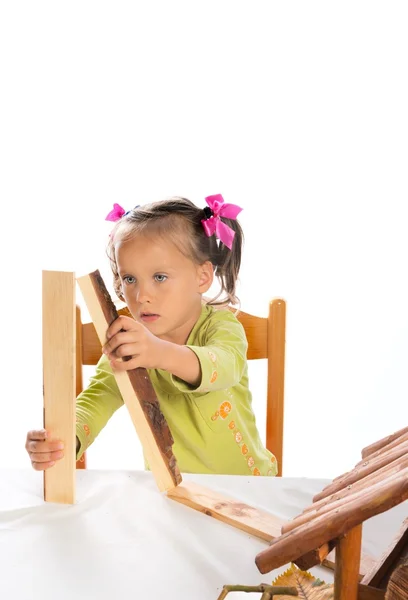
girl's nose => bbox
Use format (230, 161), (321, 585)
(136, 285), (152, 304)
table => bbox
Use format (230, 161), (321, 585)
(0, 469), (406, 599)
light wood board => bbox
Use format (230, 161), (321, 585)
(42, 270), (76, 504)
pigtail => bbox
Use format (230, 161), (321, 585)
(208, 217), (244, 308)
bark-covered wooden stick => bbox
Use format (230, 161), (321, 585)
(314, 441), (408, 502)
(361, 426), (408, 459)
(301, 456), (408, 517)
(77, 270), (181, 492)
(355, 432), (408, 466)
(282, 467), (408, 534)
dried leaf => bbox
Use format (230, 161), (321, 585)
(272, 564), (334, 599)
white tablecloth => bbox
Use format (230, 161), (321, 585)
(1, 469), (406, 599)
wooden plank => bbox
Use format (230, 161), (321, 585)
(334, 525), (362, 600)
(75, 305), (86, 469)
(266, 298), (286, 476)
(167, 481), (284, 541)
(42, 270), (76, 504)
(361, 518), (408, 589)
(77, 270), (181, 492)
(82, 306), (132, 365)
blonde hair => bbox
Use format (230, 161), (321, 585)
(106, 196), (244, 307)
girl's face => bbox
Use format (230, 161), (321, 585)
(115, 234), (213, 344)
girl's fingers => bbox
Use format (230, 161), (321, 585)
(110, 356), (140, 371)
(30, 450), (64, 463)
(32, 461), (56, 471)
(113, 343), (139, 359)
(103, 331), (137, 356)
(26, 429), (48, 442)
(26, 439), (64, 453)
(106, 315), (138, 340)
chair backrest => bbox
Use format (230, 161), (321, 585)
(76, 299), (286, 475)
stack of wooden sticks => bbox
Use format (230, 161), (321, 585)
(255, 426), (408, 600)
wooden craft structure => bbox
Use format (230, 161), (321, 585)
(255, 426), (408, 600)
(42, 270), (408, 599)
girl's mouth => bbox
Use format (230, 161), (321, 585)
(141, 313), (160, 323)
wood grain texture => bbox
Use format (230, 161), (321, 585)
(75, 305), (86, 469)
(167, 481), (284, 541)
(77, 270), (181, 492)
(334, 525), (362, 600)
(266, 298), (286, 476)
(42, 270), (76, 504)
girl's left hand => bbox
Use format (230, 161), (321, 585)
(102, 315), (167, 371)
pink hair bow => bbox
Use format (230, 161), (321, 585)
(201, 194), (242, 249)
(105, 203), (126, 222)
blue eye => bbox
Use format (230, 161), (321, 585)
(154, 274), (167, 283)
(123, 276), (136, 285)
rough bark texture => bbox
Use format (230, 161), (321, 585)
(89, 270), (181, 487)
(385, 560), (408, 599)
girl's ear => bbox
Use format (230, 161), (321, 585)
(197, 261), (214, 293)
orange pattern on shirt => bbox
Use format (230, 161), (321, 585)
(219, 401), (232, 419)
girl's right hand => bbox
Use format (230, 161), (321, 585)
(25, 429), (65, 471)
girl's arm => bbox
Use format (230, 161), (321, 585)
(167, 311), (248, 393)
(75, 355), (124, 459)
(160, 342), (202, 387)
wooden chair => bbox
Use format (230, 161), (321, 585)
(75, 299), (286, 475)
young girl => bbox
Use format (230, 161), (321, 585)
(25, 195), (278, 477)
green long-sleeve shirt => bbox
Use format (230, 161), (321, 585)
(76, 304), (278, 476)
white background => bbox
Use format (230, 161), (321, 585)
(1, 1), (407, 478)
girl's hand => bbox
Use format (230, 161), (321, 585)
(25, 429), (65, 471)
(102, 315), (167, 371)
